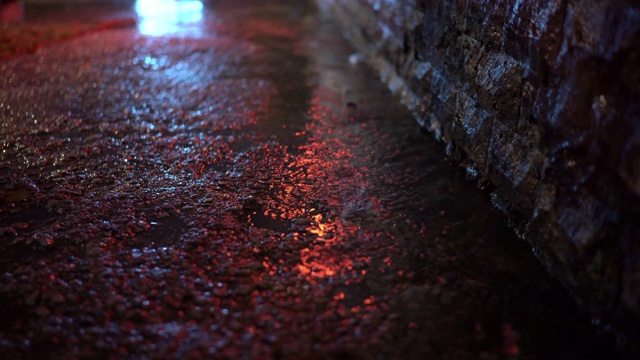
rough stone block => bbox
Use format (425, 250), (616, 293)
(487, 119), (541, 215)
(458, 34), (483, 86)
(318, 0), (640, 353)
(475, 53), (523, 127)
(452, 92), (492, 173)
(502, 0), (565, 75)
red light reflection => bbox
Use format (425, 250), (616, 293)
(245, 86), (380, 282)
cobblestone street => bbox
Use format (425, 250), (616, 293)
(0, 1), (620, 358)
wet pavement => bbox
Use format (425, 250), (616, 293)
(0, 1), (621, 358)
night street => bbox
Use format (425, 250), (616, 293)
(0, 1), (621, 358)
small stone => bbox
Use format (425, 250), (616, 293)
(226, 205), (242, 213)
(213, 288), (227, 297)
(244, 262), (264, 271)
(293, 217), (312, 226)
(440, 290), (454, 304)
(229, 320), (243, 331)
(348, 53), (366, 65)
(12, 222), (29, 230)
(234, 285), (254, 296)
(25, 291), (40, 306)
(50, 291), (66, 303)
(234, 269), (252, 277)
(115, 304), (127, 315)
(35, 306), (50, 316)
(352, 261), (368, 270)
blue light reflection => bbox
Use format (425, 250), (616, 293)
(135, 0), (204, 36)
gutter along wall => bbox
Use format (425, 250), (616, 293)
(318, 0), (640, 353)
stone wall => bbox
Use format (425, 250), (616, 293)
(318, 0), (640, 353)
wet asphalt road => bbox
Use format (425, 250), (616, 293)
(0, 1), (621, 359)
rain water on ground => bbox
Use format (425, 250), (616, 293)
(0, 1), (620, 358)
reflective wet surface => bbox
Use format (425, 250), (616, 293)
(0, 1), (620, 358)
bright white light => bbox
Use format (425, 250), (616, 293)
(135, 0), (204, 36)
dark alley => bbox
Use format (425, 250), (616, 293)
(0, 1), (630, 358)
